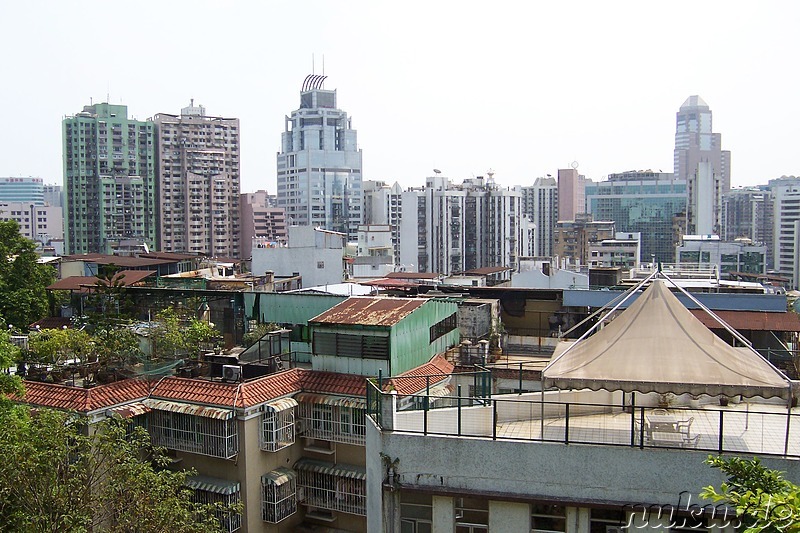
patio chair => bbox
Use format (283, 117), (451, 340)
(681, 434), (700, 448)
(633, 418), (651, 444)
(675, 417), (694, 437)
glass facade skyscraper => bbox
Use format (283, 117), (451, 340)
(585, 171), (687, 264)
(277, 77), (362, 241)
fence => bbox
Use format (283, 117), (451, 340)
(367, 382), (800, 459)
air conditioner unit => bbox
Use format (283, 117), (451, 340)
(295, 420), (306, 435)
(222, 364), (242, 382)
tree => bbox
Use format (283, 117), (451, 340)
(702, 455), (800, 532)
(150, 308), (219, 361)
(27, 328), (95, 366)
(0, 220), (55, 328)
(0, 328), (22, 396)
(0, 405), (237, 532)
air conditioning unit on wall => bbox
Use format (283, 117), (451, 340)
(222, 364), (242, 382)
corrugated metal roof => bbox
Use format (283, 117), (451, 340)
(263, 397), (298, 413)
(106, 401), (150, 419)
(143, 398), (234, 420)
(690, 309), (800, 332)
(262, 468), (296, 485)
(309, 297), (426, 326)
(186, 475), (240, 496)
(294, 459), (366, 480)
(295, 392), (366, 409)
(463, 266), (512, 276)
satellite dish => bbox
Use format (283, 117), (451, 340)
(433, 169), (442, 174)
(571, 161), (579, 169)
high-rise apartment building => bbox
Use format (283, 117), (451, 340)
(63, 103), (156, 255)
(362, 180), (404, 265)
(673, 95), (731, 235)
(771, 179), (800, 286)
(0, 203), (62, 246)
(585, 170), (686, 264)
(277, 76), (362, 241)
(557, 168), (586, 222)
(152, 102), (240, 257)
(43, 184), (63, 208)
(521, 176), (558, 257)
(399, 176), (529, 275)
(721, 187), (773, 268)
(239, 190), (287, 260)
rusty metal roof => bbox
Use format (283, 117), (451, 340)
(690, 309), (800, 332)
(309, 297), (426, 326)
(47, 270), (155, 291)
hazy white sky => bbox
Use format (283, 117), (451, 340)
(1, 1), (797, 192)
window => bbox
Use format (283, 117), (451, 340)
(531, 504), (566, 533)
(295, 460), (366, 516)
(148, 404), (238, 458)
(455, 497), (488, 532)
(401, 492), (432, 533)
(317, 261), (325, 268)
(187, 477), (241, 532)
(262, 469), (297, 523)
(260, 398), (297, 452)
(297, 394), (366, 445)
(430, 313), (458, 343)
(590, 508), (626, 533)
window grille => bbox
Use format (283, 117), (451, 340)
(187, 477), (241, 533)
(297, 394), (366, 445)
(295, 460), (366, 516)
(260, 398), (297, 452)
(149, 410), (238, 459)
(313, 331), (389, 359)
(430, 313), (458, 343)
(531, 503), (566, 533)
(262, 468), (297, 523)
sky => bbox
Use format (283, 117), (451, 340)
(1, 1), (797, 192)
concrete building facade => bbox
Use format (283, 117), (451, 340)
(361, 180), (403, 266)
(277, 77), (362, 241)
(553, 214), (615, 267)
(240, 191), (287, 260)
(399, 176), (529, 276)
(557, 168), (585, 222)
(676, 234), (767, 275)
(0, 177), (44, 204)
(721, 187), (773, 269)
(251, 226), (346, 287)
(0, 203), (63, 246)
(589, 232), (641, 269)
(521, 176), (558, 257)
(152, 102), (241, 257)
(63, 103), (157, 254)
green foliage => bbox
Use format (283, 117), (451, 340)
(0, 405), (236, 532)
(151, 308), (219, 360)
(242, 322), (280, 348)
(0, 220), (55, 328)
(93, 326), (144, 368)
(702, 456), (800, 532)
(0, 329), (22, 396)
(27, 328), (94, 366)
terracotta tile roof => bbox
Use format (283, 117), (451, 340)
(690, 309), (800, 333)
(309, 297), (426, 326)
(18, 379), (150, 413)
(29, 316), (72, 330)
(149, 377), (243, 407)
(385, 272), (441, 280)
(387, 354), (454, 395)
(299, 370), (367, 397)
(238, 368), (303, 406)
(47, 270), (155, 292)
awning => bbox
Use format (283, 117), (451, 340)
(294, 459), (366, 480)
(106, 402), (150, 419)
(144, 398), (235, 420)
(262, 468), (296, 485)
(263, 397), (298, 413)
(295, 392), (366, 409)
(543, 280), (792, 399)
(186, 475), (240, 496)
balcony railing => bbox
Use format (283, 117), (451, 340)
(367, 382), (800, 458)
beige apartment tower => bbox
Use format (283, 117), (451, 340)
(152, 102), (241, 256)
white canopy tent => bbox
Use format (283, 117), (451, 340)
(543, 280), (792, 400)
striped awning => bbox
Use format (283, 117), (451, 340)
(262, 467), (296, 485)
(186, 475), (240, 496)
(294, 459), (366, 480)
(143, 398), (234, 420)
(106, 401), (151, 419)
(295, 392), (366, 409)
(264, 397), (298, 413)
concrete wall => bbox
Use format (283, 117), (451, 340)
(251, 246), (343, 288)
(366, 418), (800, 532)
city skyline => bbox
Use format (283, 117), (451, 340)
(1, 1), (798, 194)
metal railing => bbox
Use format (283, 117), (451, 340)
(367, 383), (800, 459)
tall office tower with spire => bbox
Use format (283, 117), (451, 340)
(674, 95), (731, 235)
(63, 103), (156, 254)
(152, 102), (240, 257)
(277, 76), (362, 241)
